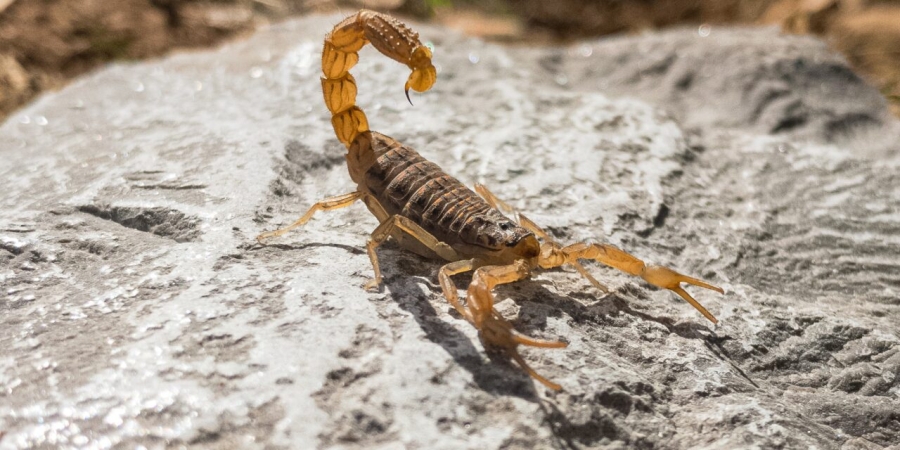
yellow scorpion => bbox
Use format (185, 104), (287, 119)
(259, 10), (724, 390)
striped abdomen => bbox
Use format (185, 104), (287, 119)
(362, 132), (523, 251)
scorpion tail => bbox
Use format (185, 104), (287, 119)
(321, 10), (437, 148)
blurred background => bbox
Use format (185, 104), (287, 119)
(1, 0), (898, 122)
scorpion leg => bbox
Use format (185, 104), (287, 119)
(541, 242), (724, 324)
(473, 183), (516, 215)
(467, 261), (568, 390)
(257, 191), (364, 243)
(475, 183), (609, 293)
(438, 259), (476, 321)
(364, 215), (460, 291)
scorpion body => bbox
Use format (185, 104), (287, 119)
(360, 134), (533, 261)
(259, 10), (724, 390)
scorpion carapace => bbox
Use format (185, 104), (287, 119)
(258, 10), (725, 390)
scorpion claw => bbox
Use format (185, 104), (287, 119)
(510, 351), (562, 391)
(642, 265), (724, 324)
(480, 316), (566, 390)
(512, 331), (568, 349)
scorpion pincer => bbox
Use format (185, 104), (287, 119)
(258, 9), (725, 390)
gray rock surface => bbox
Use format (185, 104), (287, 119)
(1, 15), (899, 450)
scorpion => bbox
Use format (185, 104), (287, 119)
(258, 10), (724, 390)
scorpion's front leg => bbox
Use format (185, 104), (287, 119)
(475, 183), (609, 293)
(462, 260), (568, 390)
(541, 242), (724, 324)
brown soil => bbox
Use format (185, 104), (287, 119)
(0, 0), (327, 120)
(1, 0), (898, 121)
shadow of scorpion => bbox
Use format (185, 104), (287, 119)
(258, 9), (724, 390)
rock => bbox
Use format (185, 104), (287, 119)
(1, 14), (899, 449)
(539, 26), (893, 141)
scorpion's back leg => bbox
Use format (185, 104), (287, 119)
(256, 191), (366, 243)
(465, 260), (568, 390)
(474, 183), (608, 293)
(364, 214), (460, 291)
(542, 242), (724, 323)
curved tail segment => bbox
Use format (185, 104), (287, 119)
(322, 10), (437, 148)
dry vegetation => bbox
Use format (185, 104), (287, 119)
(0, 0), (898, 121)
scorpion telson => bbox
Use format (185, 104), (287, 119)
(258, 10), (725, 390)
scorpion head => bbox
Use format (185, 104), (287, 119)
(470, 215), (540, 259)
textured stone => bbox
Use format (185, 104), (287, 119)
(1, 15), (899, 449)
